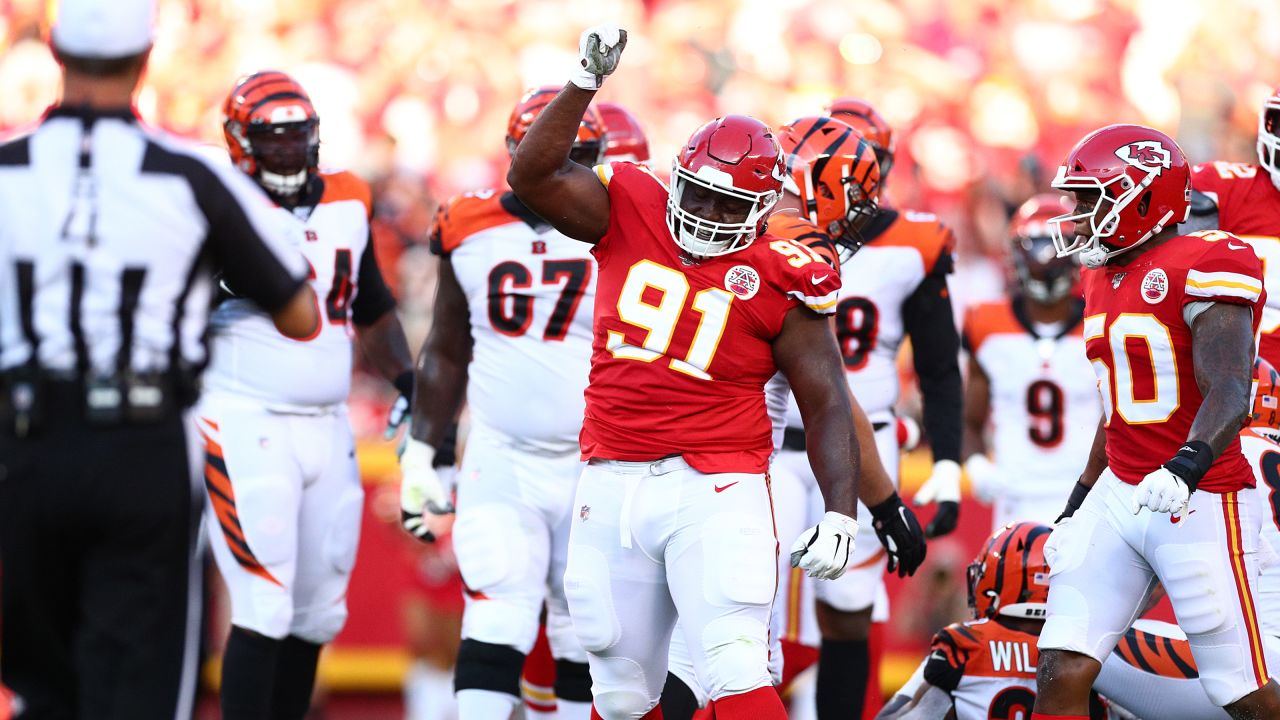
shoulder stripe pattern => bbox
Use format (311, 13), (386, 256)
(788, 288), (839, 313)
(1186, 270), (1263, 302)
(595, 163), (613, 187)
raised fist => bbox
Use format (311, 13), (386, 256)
(570, 24), (627, 91)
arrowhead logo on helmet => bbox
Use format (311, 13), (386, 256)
(1115, 140), (1172, 174)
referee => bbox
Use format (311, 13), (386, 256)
(0, 1), (318, 718)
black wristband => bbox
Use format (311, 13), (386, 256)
(393, 370), (414, 400)
(1062, 480), (1091, 517)
(1162, 440), (1213, 492)
(868, 492), (905, 521)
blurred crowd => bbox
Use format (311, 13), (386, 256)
(4, 0), (1279, 354)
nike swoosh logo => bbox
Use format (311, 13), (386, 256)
(714, 481), (739, 493)
(1171, 508), (1197, 524)
(811, 274), (830, 284)
(1228, 242), (1250, 250)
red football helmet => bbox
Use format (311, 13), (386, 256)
(1049, 124), (1191, 268)
(667, 115), (786, 257)
(825, 98), (895, 181)
(1258, 87), (1280, 190)
(1251, 357), (1280, 439)
(1010, 193), (1078, 303)
(222, 70), (320, 198)
(506, 86), (606, 167)
(968, 522), (1053, 620)
(598, 102), (650, 164)
(776, 115), (880, 240)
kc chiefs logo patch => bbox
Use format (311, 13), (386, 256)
(1115, 140), (1172, 174)
(1141, 268), (1169, 304)
(725, 265), (760, 300)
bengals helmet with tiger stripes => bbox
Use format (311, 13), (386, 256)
(222, 70), (320, 199)
(506, 86), (607, 167)
(1251, 357), (1280, 439)
(825, 98), (895, 182)
(776, 115), (881, 242)
(967, 522), (1053, 620)
(598, 101), (650, 164)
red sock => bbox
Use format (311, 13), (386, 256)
(712, 687), (786, 719)
(591, 705), (665, 720)
(1030, 714), (1089, 720)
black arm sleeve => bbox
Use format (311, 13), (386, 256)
(903, 259), (963, 463)
(350, 231), (397, 326)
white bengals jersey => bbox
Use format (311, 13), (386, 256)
(431, 189), (595, 454)
(1241, 428), (1280, 637)
(783, 209), (955, 427)
(963, 298), (1101, 514)
(205, 170), (391, 407)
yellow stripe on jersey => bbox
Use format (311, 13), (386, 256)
(1185, 270), (1262, 301)
(595, 163), (613, 187)
(789, 288), (839, 313)
(1187, 278), (1263, 293)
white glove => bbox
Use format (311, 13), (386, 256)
(915, 459), (962, 506)
(570, 24), (628, 90)
(399, 437), (455, 542)
(1131, 466), (1191, 516)
(964, 454), (1004, 504)
(790, 511), (859, 580)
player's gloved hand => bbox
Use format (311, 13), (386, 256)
(570, 24), (627, 91)
(964, 454), (1004, 504)
(383, 370), (415, 440)
(791, 511), (858, 580)
(913, 459), (961, 538)
(399, 437), (455, 542)
(1132, 441), (1210, 516)
(1132, 467), (1191, 515)
(868, 492), (927, 578)
(896, 416), (921, 452)
(1056, 480), (1091, 523)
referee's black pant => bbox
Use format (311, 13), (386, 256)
(0, 387), (202, 720)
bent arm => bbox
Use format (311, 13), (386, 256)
(506, 85), (611, 242)
(271, 286), (320, 339)
(776, 307), (859, 518)
(1188, 302), (1255, 456)
(409, 258), (472, 449)
(1079, 416), (1108, 488)
(355, 310), (414, 384)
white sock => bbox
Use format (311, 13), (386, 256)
(555, 698), (592, 720)
(457, 688), (521, 719)
(405, 659), (458, 720)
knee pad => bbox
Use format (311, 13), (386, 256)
(454, 639), (524, 696)
(322, 483), (363, 576)
(563, 545), (621, 653)
(554, 659), (593, 702)
(591, 656), (657, 720)
(229, 587), (293, 640)
(545, 605), (588, 664)
(1154, 545), (1232, 637)
(452, 503), (529, 592)
(700, 615), (772, 698)
(290, 602), (348, 645)
(459, 593), (541, 653)
(700, 513), (776, 607)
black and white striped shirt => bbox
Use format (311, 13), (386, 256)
(0, 105), (307, 378)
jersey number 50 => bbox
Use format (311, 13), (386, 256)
(1086, 313), (1179, 425)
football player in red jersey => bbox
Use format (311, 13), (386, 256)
(1029, 124), (1280, 720)
(506, 26), (864, 720)
(1185, 86), (1280, 366)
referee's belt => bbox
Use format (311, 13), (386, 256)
(0, 367), (195, 436)
(782, 421), (891, 452)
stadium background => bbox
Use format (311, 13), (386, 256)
(2, 0), (1279, 716)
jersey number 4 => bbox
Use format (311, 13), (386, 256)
(304, 249), (356, 326)
(487, 259), (592, 341)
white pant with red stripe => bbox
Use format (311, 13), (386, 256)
(563, 457), (778, 719)
(196, 392), (363, 643)
(1039, 468), (1271, 707)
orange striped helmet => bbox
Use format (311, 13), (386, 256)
(776, 115), (880, 241)
(825, 98), (895, 181)
(967, 522), (1053, 620)
(506, 86), (607, 167)
(222, 70), (319, 198)
(1251, 357), (1280, 436)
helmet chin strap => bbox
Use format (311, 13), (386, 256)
(1080, 244), (1109, 268)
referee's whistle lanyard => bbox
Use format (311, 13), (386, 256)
(62, 115), (100, 249)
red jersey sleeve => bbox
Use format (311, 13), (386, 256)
(756, 226), (843, 316)
(1182, 233), (1266, 308)
(767, 214), (841, 272)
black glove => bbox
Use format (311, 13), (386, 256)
(869, 492), (927, 577)
(1056, 480), (1092, 523)
(925, 501), (959, 538)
